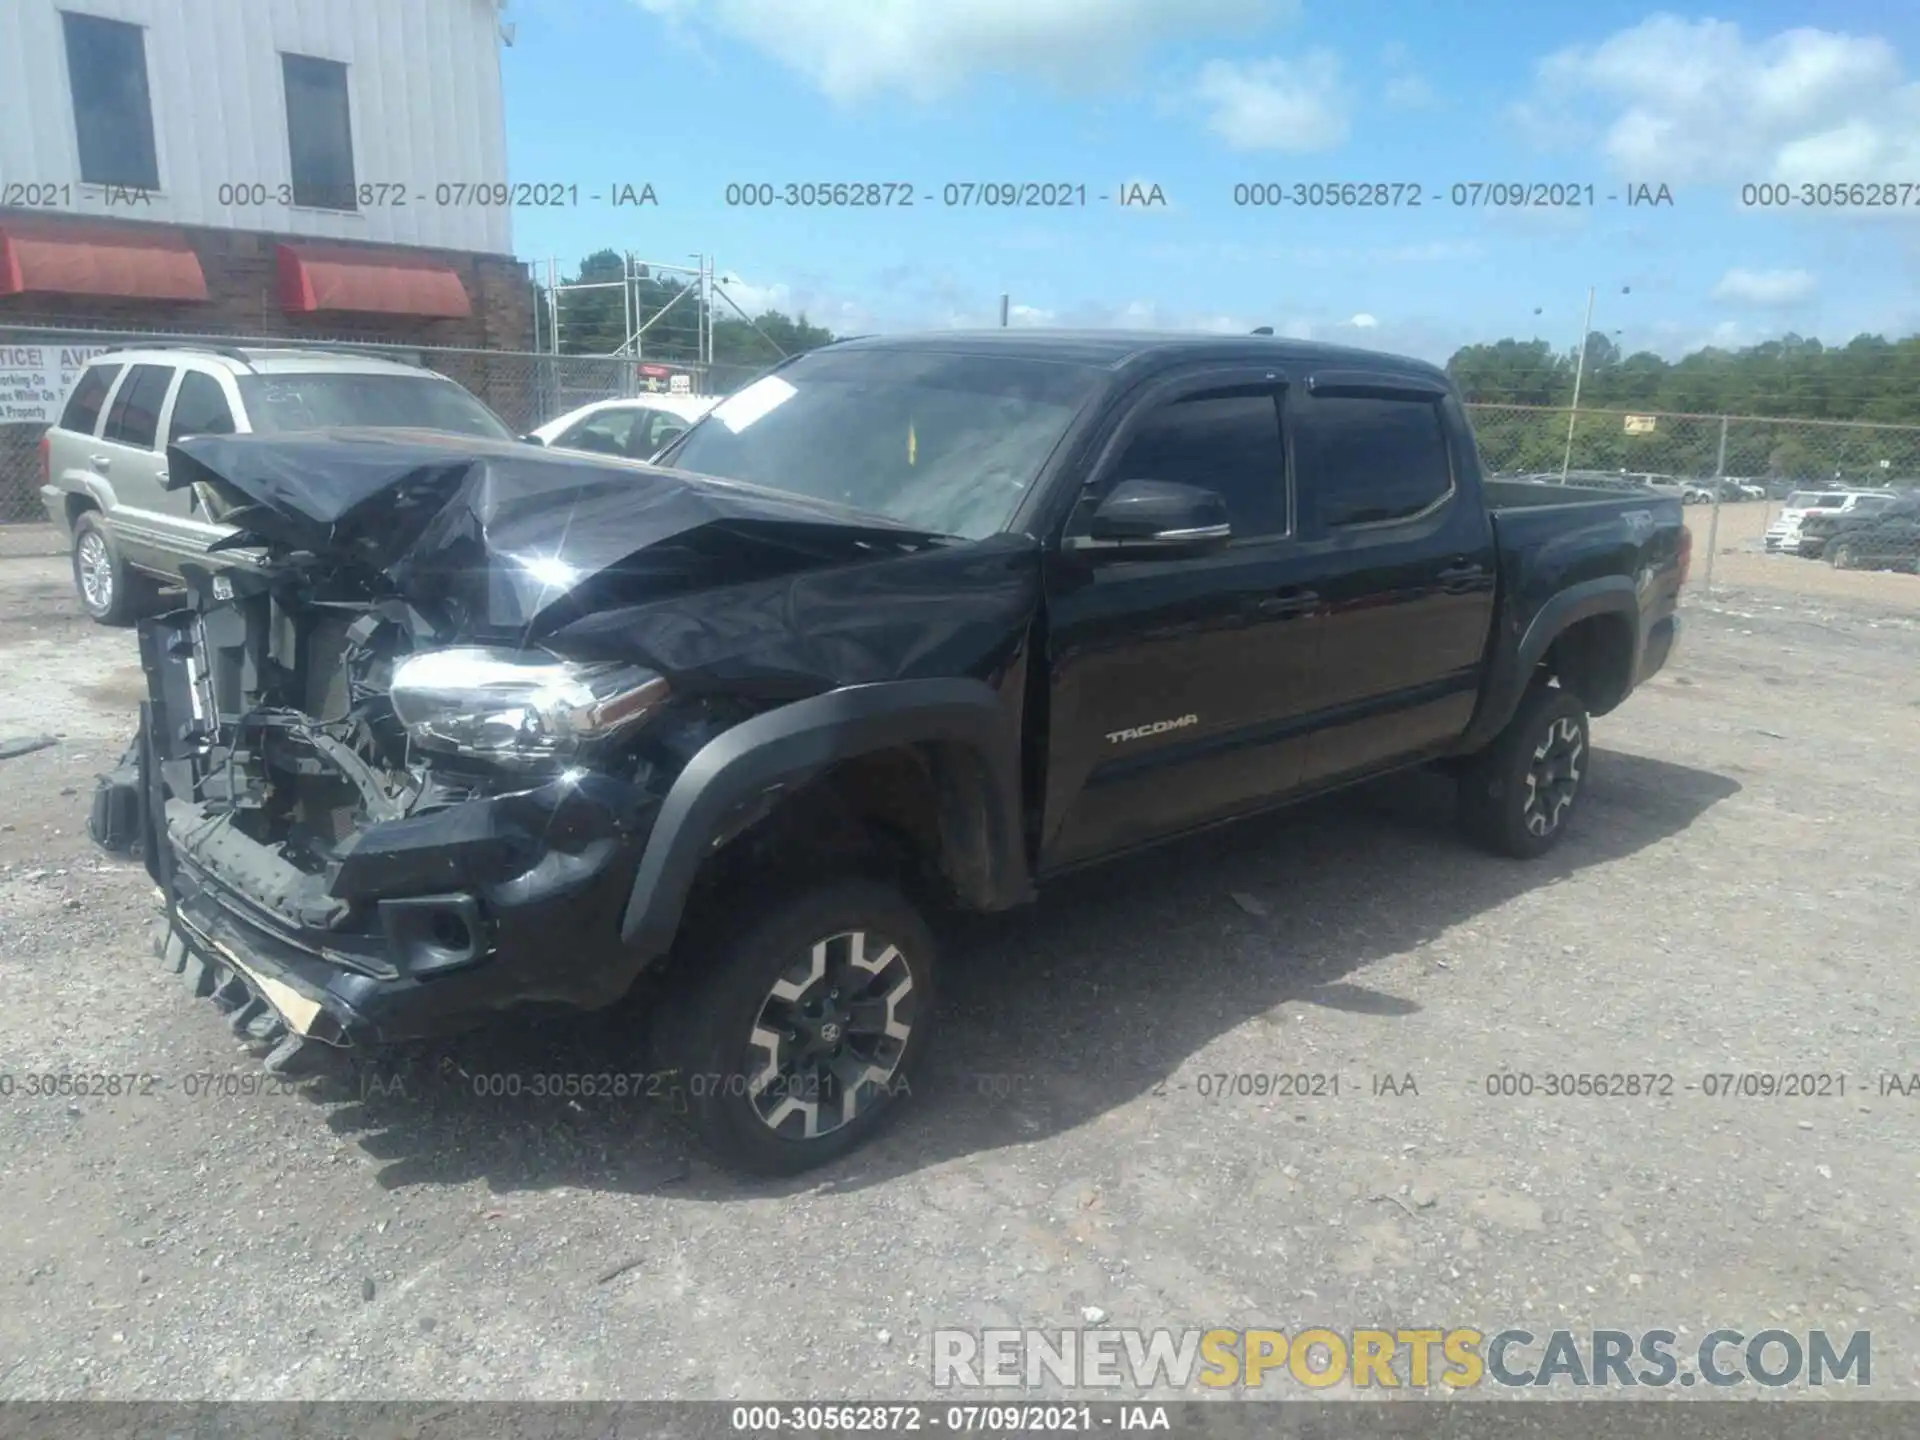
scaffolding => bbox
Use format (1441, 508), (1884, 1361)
(529, 251), (817, 397)
(532, 253), (716, 368)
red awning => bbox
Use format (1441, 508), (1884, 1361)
(0, 221), (208, 302)
(276, 243), (471, 318)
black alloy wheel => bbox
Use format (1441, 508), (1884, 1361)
(657, 878), (937, 1175)
(1458, 685), (1592, 860)
(743, 927), (919, 1141)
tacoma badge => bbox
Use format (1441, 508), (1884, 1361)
(1106, 714), (1199, 745)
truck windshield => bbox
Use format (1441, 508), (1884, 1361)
(236, 373), (513, 439)
(668, 349), (1105, 538)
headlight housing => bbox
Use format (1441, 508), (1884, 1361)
(388, 647), (670, 766)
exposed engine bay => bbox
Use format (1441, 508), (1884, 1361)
(113, 429), (1039, 1049)
(165, 567), (671, 879)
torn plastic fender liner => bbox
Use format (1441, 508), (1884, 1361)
(166, 430), (960, 636)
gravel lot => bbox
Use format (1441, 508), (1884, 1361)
(1, 530), (1917, 1402)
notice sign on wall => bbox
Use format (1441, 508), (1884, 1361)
(0, 344), (113, 425)
(635, 362), (693, 396)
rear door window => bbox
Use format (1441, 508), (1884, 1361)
(59, 363), (123, 435)
(101, 363), (174, 450)
(166, 370), (237, 443)
(1294, 393), (1454, 529)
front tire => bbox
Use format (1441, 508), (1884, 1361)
(656, 878), (937, 1176)
(1457, 685), (1591, 859)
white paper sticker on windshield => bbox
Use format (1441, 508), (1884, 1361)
(713, 375), (797, 433)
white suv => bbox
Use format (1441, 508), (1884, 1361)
(1764, 490), (1896, 555)
(39, 345), (514, 624)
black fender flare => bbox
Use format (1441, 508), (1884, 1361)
(619, 677), (1033, 960)
(1456, 576), (1642, 752)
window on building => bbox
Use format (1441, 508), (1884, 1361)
(62, 12), (160, 190)
(283, 54), (356, 210)
(1295, 394), (1454, 529)
(166, 372), (236, 444)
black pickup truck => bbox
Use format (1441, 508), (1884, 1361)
(96, 332), (1687, 1173)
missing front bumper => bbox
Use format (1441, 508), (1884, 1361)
(121, 605), (670, 1050)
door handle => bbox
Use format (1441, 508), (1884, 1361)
(1256, 588), (1320, 617)
(1437, 563), (1486, 589)
(91, 454), (112, 470)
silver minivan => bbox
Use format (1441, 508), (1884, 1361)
(39, 345), (515, 624)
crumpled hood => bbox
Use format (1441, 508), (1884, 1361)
(166, 429), (1043, 694)
(167, 429), (958, 633)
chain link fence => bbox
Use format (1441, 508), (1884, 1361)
(1466, 403), (1920, 607)
(0, 322), (775, 522)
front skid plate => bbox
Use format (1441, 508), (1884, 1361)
(152, 909), (350, 1075)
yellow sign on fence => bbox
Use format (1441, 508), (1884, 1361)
(1624, 414), (1657, 434)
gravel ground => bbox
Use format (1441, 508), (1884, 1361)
(0, 544), (1916, 1402)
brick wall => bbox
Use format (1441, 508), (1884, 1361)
(0, 212), (535, 349)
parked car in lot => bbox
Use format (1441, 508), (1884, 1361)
(1794, 491), (1910, 557)
(95, 331), (1687, 1173)
(523, 394), (717, 461)
(39, 346), (515, 624)
(1764, 490), (1896, 554)
(1819, 493), (1920, 571)
(1620, 472), (1689, 500)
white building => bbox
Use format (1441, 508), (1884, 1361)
(0, 0), (526, 344)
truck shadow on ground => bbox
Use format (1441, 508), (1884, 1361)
(314, 747), (1739, 1195)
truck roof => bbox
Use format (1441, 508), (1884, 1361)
(827, 329), (1451, 384)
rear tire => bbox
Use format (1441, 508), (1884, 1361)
(655, 877), (937, 1176)
(1457, 685), (1591, 859)
(71, 512), (153, 626)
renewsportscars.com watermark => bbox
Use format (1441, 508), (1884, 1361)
(932, 1327), (1871, 1391)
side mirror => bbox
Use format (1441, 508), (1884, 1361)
(1063, 479), (1232, 558)
(518, 433), (546, 446)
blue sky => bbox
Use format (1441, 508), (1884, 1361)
(502, 0), (1920, 364)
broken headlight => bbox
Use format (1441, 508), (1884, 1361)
(388, 647), (670, 766)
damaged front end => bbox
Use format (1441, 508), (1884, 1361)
(133, 564), (674, 1056)
(100, 429), (1040, 1063)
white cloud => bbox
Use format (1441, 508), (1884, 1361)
(1195, 51), (1349, 151)
(1045, 298), (1262, 333)
(1711, 268), (1818, 306)
(634, 0), (1279, 102)
(712, 273), (878, 333)
(1520, 16), (1920, 183)
(1347, 312), (1380, 328)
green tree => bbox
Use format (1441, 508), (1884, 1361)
(1448, 329), (1920, 426)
